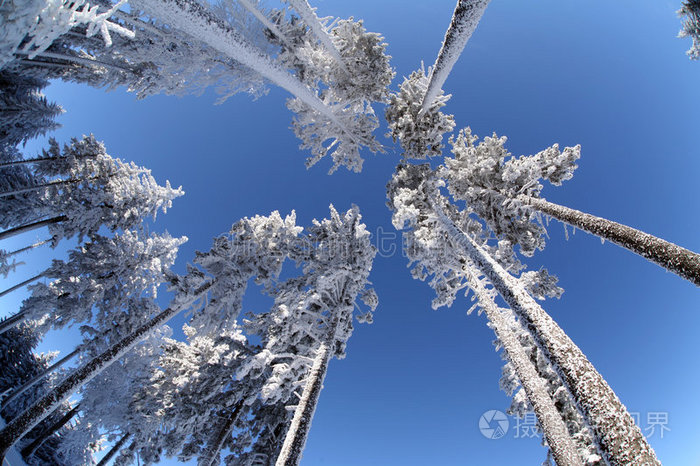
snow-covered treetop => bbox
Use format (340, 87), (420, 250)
(385, 65), (455, 160)
(442, 127), (580, 255)
(679, 0), (700, 59)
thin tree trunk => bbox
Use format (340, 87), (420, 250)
(2, 347), (80, 410)
(3, 239), (50, 257)
(96, 432), (131, 466)
(466, 272), (582, 466)
(0, 310), (28, 335)
(20, 403), (80, 458)
(0, 152), (95, 169)
(0, 216), (66, 242)
(0, 273), (43, 298)
(519, 194), (700, 287)
(238, 0), (295, 51)
(0, 279), (214, 461)
(421, 0), (490, 114)
(430, 192), (659, 465)
(0, 176), (94, 199)
(275, 341), (331, 466)
(14, 50), (133, 73)
(202, 400), (245, 466)
(286, 0), (349, 74)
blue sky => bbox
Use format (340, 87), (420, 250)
(2, 0), (700, 464)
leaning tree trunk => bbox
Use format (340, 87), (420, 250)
(0, 215), (66, 242)
(420, 0), (490, 114)
(2, 346), (80, 411)
(0, 273), (43, 298)
(201, 399), (245, 466)
(430, 191), (659, 466)
(20, 403), (80, 459)
(0, 279), (214, 461)
(275, 341), (332, 466)
(95, 433), (131, 466)
(518, 194), (700, 287)
(466, 271), (582, 466)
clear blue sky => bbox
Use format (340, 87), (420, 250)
(2, 0), (700, 464)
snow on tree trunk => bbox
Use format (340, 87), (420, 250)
(286, 0), (349, 75)
(20, 403), (80, 459)
(200, 399), (245, 466)
(275, 341), (331, 466)
(0, 215), (67, 242)
(95, 432), (131, 466)
(238, 0), (295, 51)
(430, 191), (659, 466)
(467, 273), (582, 466)
(420, 0), (490, 114)
(520, 194), (700, 287)
(0, 279), (214, 461)
(133, 0), (348, 132)
(0, 310), (28, 335)
(2, 347), (79, 411)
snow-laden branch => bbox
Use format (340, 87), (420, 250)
(420, 0), (490, 115)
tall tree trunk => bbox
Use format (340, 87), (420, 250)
(275, 341), (332, 466)
(201, 399), (245, 466)
(3, 239), (50, 257)
(286, 0), (349, 75)
(2, 347), (80, 411)
(420, 0), (490, 114)
(430, 191), (659, 466)
(0, 176), (96, 199)
(0, 215), (66, 242)
(0, 310), (28, 335)
(518, 194), (700, 286)
(20, 403), (80, 459)
(238, 0), (295, 51)
(0, 279), (214, 461)
(95, 432), (131, 466)
(0, 273), (43, 298)
(466, 272), (582, 466)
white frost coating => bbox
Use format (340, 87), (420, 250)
(429, 187), (659, 466)
(468, 273), (581, 466)
(420, 0), (490, 114)
(286, 0), (349, 75)
(238, 0), (296, 51)
(275, 342), (330, 466)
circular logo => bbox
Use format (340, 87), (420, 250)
(479, 410), (509, 440)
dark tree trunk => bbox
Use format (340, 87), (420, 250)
(96, 433), (132, 466)
(0, 215), (66, 242)
(202, 400), (245, 466)
(0, 273), (43, 298)
(20, 403), (80, 459)
(520, 195), (700, 286)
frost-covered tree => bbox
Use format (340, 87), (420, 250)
(0, 230), (186, 336)
(387, 163), (659, 465)
(679, 0), (700, 59)
(385, 65), (455, 159)
(0, 135), (183, 247)
(443, 127), (700, 285)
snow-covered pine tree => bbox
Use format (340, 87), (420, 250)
(387, 163), (659, 465)
(0, 135), (183, 248)
(443, 127), (700, 285)
(387, 164), (581, 465)
(679, 0), (700, 59)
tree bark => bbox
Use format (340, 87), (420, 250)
(0, 279), (214, 462)
(20, 403), (80, 459)
(202, 400), (245, 466)
(519, 194), (700, 286)
(275, 342), (331, 466)
(0, 177), (94, 199)
(2, 347), (80, 411)
(430, 191), (659, 466)
(467, 272), (582, 466)
(95, 432), (131, 466)
(0, 216), (66, 242)
(0, 273), (43, 298)
(0, 310), (28, 335)
(420, 0), (490, 114)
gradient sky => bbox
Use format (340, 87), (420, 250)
(2, 1), (700, 464)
